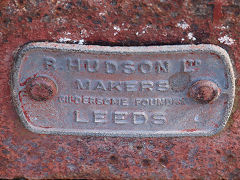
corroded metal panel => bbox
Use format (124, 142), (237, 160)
(11, 43), (235, 137)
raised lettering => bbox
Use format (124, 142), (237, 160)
(156, 80), (170, 91)
(75, 110), (89, 122)
(124, 81), (138, 92)
(133, 112), (148, 124)
(114, 111), (128, 124)
(139, 61), (152, 74)
(121, 98), (129, 106)
(151, 113), (166, 125)
(58, 96), (65, 103)
(108, 81), (122, 91)
(183, 59), (201, 72)
(44, 57), (56, 70)
(122, 61), (135, 74)
(156, 61), (168, 73)
(75, 79), (90, 90)
(96, 97), (103, 105)
(93, 81), (107, 91)
(141, 81), (154, 91)
(93, 111), (107, 123)
(85, 60), (99, 73)
(68, 58), (81, 71)
(105, 61), (117, 74)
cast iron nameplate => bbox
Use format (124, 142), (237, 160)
(11, 43), (235, 137)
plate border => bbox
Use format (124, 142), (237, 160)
(11, 43), (235, 137)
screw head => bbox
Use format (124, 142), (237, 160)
(188, 80), (220, 104)
(26, 76), (57, 101)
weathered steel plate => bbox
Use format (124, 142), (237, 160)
(11, 43), (235, 137)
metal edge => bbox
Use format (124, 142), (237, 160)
(11, 42), (235, 137)
(11, 43), (35, 136)
(203, 45), (235, 136)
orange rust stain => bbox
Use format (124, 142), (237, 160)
(19, 90), (52, 128)
(20, 73), (38, 86)
(182, 129), (197, 132)
(210, 0), (224, 25)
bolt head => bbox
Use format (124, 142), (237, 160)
(26, 76), (57, 101)
(188, 80), (220, 104)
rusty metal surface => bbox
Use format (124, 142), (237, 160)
(188, 80), (221, 104)
(12, 43), (235, 137)
(0, 0), (240, 179)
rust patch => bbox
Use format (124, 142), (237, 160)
(188, 80), (221, 104)
(26, 76), (58, 101)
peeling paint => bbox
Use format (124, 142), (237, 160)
(218, 35), (235, 45)
(216, 25), (229, 30)
(58, 37), (84, 44)
(58, 37), (72, 42)
(113, 26), (121, 32)
(187, 32), (196, 41)
(176, 20), (190, 30)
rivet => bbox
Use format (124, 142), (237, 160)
(188, 80), (220, 103)
(26, 76), (57, 101)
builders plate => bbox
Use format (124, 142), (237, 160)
(11, 43), (235, 137)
